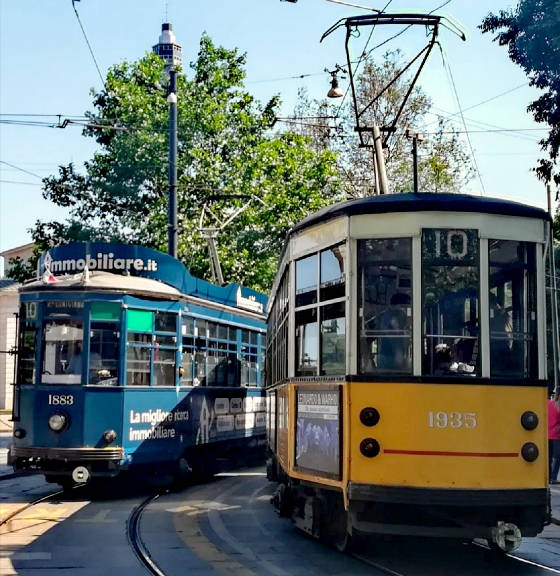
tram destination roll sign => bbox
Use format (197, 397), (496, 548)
(422, 228), (478, 266)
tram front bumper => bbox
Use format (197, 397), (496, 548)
(9, 445), (125, 477)
(347, 483), (550, 538)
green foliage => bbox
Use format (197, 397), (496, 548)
(5, 256), (33, 283)
(32, 35), (340, 292)
(480, 0), (560, 186)
(292, 51), (474, 196)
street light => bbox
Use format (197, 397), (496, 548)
(153, 23), (182, 258)
(405, 129), (424, 194)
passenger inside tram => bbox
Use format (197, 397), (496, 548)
(377, 293), (411, 371)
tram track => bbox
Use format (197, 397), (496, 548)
(0, 484), (86, 533)
(127, 492), (168, 576)
(352, 538), (560, 576)
(472, 540), (560, 574)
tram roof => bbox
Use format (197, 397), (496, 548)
(290, 192), (551, 235)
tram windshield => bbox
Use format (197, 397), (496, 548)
(489, 240), (537, 378)
(422, 229), (479, 376)
(42, 320), (84, 384)
(358, 238), (412, 375)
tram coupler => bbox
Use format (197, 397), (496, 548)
(489, 521), (522, 552)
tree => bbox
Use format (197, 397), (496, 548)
(29, 35), (340, 292)
(480, 0), (560, 187)
(289, 51), (474, 197)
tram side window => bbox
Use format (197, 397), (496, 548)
(422, 229), (479, 377)
(241, 330), (259, 387)
(489, 240), (537, 378)
(267, 268), (289, 388)
(295, 244), (346, 377)
(296, 308), (318, 376)
(358, 239), (412, 375)
(18, 324), (36, 384)
(126, 309), (153, 386)
(181, 316), (195, 386)
(321, 302), (345, 375)
(296, 254), (318, 307)
(153, 312), (177, 387)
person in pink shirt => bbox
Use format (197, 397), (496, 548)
(548, 392), (560, 483)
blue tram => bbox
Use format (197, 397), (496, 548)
(9, 243), (267, 487)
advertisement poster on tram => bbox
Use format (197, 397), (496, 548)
(295, 387), (340, 478)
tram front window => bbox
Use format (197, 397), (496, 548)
(422, 229), (479, 376)
(42, 321), (83, 383)
(358, 238), (412, 375)
(89, 322), (119, 385)
(489, 240), (537, 378)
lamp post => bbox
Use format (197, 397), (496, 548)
(405, 129), (424, 194)
(167, 70), (178, 258)
(153, 23), (182, 258)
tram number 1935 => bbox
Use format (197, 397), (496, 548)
(428, 411), (477, 429)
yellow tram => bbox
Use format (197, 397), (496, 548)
(265, 192), (551, 552)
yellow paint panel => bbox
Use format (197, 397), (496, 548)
(349, 382), (548, 489)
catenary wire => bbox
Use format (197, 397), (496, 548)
(438, 42), (486, 195)
(71, 0), (105, 87)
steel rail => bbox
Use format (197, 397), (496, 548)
(127, 492), (168, 576)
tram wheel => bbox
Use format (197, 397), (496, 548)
(319, 493), (352, 552)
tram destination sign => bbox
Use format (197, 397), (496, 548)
(422, 228), (478, 266)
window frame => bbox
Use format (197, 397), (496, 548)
(294, 242), (347, 378)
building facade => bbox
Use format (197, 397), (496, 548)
(0, 243), (33, 411)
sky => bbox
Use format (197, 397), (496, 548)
(0, 0), (552, 272)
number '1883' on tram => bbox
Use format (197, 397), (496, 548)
(265, 192), (552, 552)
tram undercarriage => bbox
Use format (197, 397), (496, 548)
(271, 470), (550, 553)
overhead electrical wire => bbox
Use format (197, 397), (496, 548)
(439, 42), (486, 195)
(71, 0), (105, 88)
(0, 160), (45, 181)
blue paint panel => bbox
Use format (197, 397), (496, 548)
(123, 388), (191, 465)
(83, 388), (124, 448)
(121, 387), (266, 466)
(27, 386), (85, 447)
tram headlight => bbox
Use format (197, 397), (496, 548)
(360, 438), (380, 458)
(48, 412), (68, 433)
(103, 429), (117, 444)
(360, 407), (380, 427)
(521, 411), (538, 431)
(521, 442), (539, 462)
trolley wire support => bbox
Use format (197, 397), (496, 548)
(321, 13), (466, 195)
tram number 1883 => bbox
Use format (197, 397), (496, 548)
(428, 411), (477, 429)
(48, 394), (74, 406)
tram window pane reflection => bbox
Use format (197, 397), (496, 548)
(153, 348), (176, 386)
(18, 325), (36, 384)
(321, 303), (345, 375)
(42, 321), (84, 383)
(358, 239), (412, 375)
(126, 346), (150, 386)
(89, 322), (119, 385)
(296, 308), (318, 376)
(296, 254), (318, 307)
(422, 229), (479, 377)
(489, 240), (537, 378)
(320, 245), (345, 301)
